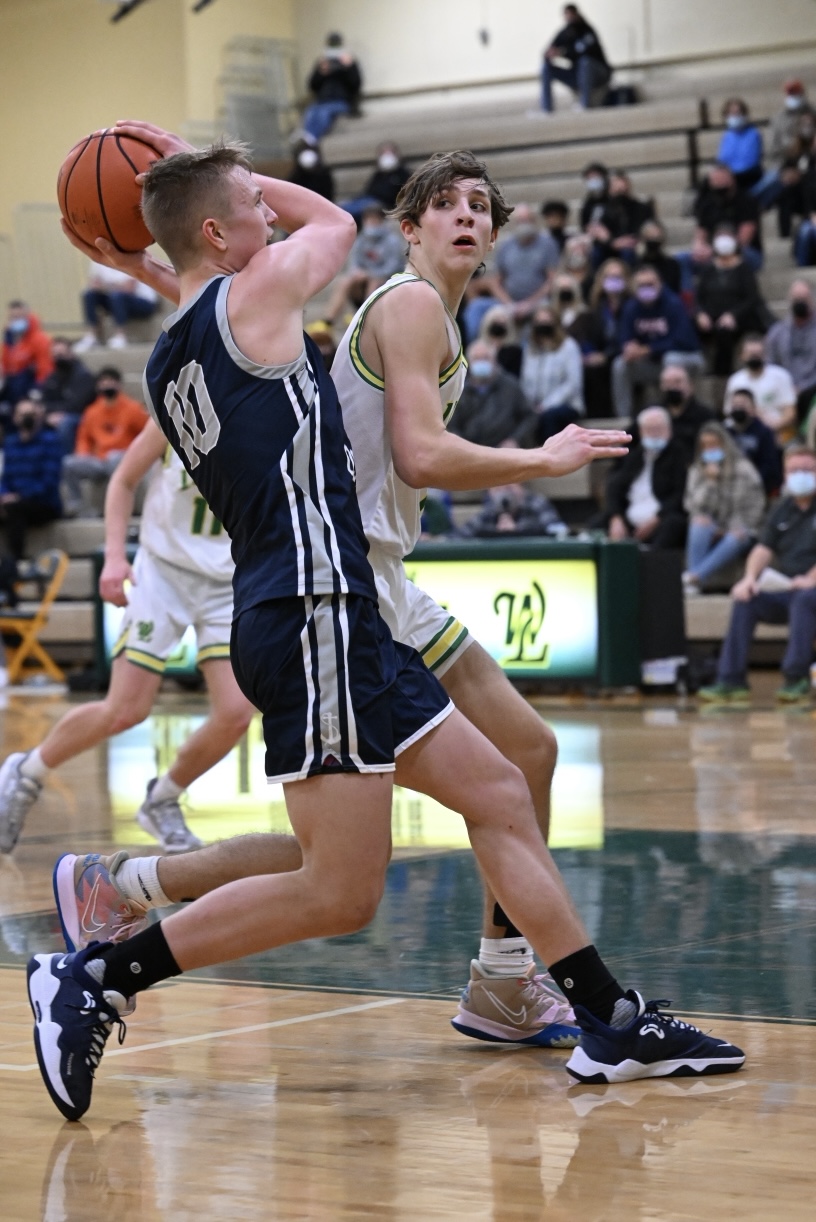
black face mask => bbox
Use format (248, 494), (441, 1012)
(100, 386), (118, 401)
(486, 323), (508, 339)
(711, 186), (731, 199)
(18, 414), (37, 432)
(729, 408), (750, 427)
(644, 240), (663, 254)
(55, 356), (73, 371)
(745, 357), (764, 372)
(532, 324), (555, 340)
(792, 300), (811, 320)
(663, 388), (685, 408)
(557, 289), (575, 305)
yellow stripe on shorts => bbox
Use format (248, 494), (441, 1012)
(420, 616), (469, 673)
(121, 648), (166, 675)
(197, 643), (231, 664)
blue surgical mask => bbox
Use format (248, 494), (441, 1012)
(7, 318), (28, 336)
(702, 447), (725, 463)
(642, 436), (667, 453)
(785, 470), (816, 497)
(726, 114), (745, 130)
(469, 359), (494, 380)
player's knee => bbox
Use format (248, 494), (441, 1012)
(514, 718), (558, 783)
(216, 697), (254, 739)
(105, 699), (151, 736)
(318, 880), (385, 935)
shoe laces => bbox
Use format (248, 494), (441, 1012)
(526, 972), (575, 1023)
(641, 999), (699, 1034)
(148, 796), (196, 846)
(67, 1000), (127, 1076)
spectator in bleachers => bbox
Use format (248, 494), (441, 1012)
(38, 337), (96, 455)
(325, 205), (404, 325)
(305, 320), (337, 371)
(724, 387), (783, 496)
(0, 395), (62, 560)
(605, 406), (688, 547)
(461, 484), (565, 538)
(694, 223), (773, 376)
(520, 305), (584, 441)
(792, 157), (816, 265)
(62, 368), (147, 517)
(75, 263), (158, 353)
(560, 232), (595, 300)
(752, 79), (815, 222)
(570, 258), (631, 418)
(773, 110), (816, 241)
(717, 98), (764, 191)
(550, 272), (585, 329)
(477, 306), (523, 378)
(540, 5), (611, 113)
(698, 443), (816, 704)
(579, 162), (610, 230)
(448, 341), (534, 449)
(301, 32), (362, 143)
(287, 141), (335, 201)
(725, 336), (797, 445)
(611, 266), (704, 418)
(636, 219), (681, 295)
(1, 301), (53, 414)
(588, 169), (655, 268)
(765, 281), (816, 422)
(341, 143), (411, 226)
(489, 204), (560, 322)
(693, 163), (763, 271)
(541, 200), (571, 252)
(660, 364), (716, 465)
(682, 421), (765, 594)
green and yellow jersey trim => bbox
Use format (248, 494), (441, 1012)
(420, 615), (469, 673)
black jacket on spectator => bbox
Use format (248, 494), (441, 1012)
(637, 251), (682, 295)
(695, 261), (771, 332)
(309, 58), (361, 105)
(599, 195), (654, 242)
(606, 440), (689, 522)
(287, 163), (335, 201)
(693, 183), (762, 254)
(362, 165), (412, 211)
(725, 416), (783, 495)
(547, 18), (609, 68)
(39, 359), (95, 418)
(449, 371), (534, 448)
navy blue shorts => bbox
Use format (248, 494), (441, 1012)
(231, 593), (454, 783)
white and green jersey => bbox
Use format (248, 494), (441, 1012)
(332, 272), (466, 559)
(138, 445), (233, 582)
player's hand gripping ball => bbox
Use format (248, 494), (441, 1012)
(57, 129), (159, 253)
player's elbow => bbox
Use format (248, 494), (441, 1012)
(393, 445), (438, 489)
(336, 208), (358, 255)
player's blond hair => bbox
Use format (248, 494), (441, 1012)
(389, 150), (513, 231)
(141, 141), (253, 272)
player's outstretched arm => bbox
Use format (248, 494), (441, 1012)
(60, 221), (181, 306)
(100, 420), (167, 607)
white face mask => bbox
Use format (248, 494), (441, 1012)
(785, 470), (816, 497)
(713, 234), (738, 257)
(786, 95), (804, 111)
(298, 149), (319, 170)
(378, 152), (399, 172)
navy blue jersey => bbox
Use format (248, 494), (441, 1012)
(143, 276), (376, 615)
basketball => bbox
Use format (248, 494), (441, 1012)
(57, 129), (159, 253)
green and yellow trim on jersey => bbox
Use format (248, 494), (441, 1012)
(420, 615), (469, 673)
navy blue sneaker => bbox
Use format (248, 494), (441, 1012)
(565, 991), (746, 1083)
(27, 945), (128, 1121)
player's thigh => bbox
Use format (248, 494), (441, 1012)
(113, 550), (190, 673)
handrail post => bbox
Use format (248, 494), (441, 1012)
(687, 128), (700, 191)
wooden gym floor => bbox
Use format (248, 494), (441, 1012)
(1, 678), (815, 1220)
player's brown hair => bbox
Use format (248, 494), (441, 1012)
(389, 150), (513, 231)
(141, 141), (254, 271)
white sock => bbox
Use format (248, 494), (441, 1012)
(20, 747), (48, 782)
(478, 936), (535, 976)
(149, 773), (184, 804)
(116, 855), (172, 908)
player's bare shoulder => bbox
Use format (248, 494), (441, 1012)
(364, 278), (449, 376)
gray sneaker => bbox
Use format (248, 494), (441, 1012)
(0, 752), (42, 854)
(136, 779), (202, 854)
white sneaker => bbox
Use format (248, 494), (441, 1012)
(73, 333), (97, 354)
(0, 752), (42, 854)
(136, 778), (202, 853)
(107, 334), (128, 349)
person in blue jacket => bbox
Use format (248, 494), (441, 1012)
(0, 394), (62, 559)
(717, 98), (764, 191)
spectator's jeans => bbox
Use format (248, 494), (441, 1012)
(51, 414), (80, 456)
(302, 100), (350, 140)
(686, 521), (751, 586)
(62, 453), (124, 516)
(717, 587), (816, 685)
(541, 56), (611, 111)
(0, 497), (61, 560)
(794, 221), (816, 267)
(611, 351), (706, 417)
(750, 169), (784, 210)
(83, 290), (155, 329)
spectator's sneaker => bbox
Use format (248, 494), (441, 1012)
(107, 334), (128, 349)
(53, 851), (148, 954)
(451, 961), (581, 1047)
(27, 946), (128, 1121)
(565, 991), (745, 1084)
(0, 752), (42, 854)
(697, 682), (750, 705)
(136, 779), (202, 853)
(73, 333), (97, 354)
(775, 678), (811, 704)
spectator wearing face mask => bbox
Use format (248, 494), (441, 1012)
(725, 336), (797, 445)
(541, 200), (571, 252)
(287, 142), (335, 201)
(693, 163), (763, 271)
(717, 98), (764, 191)
(301, 32), (362, 142)
(477, 306), (523, 378)
(341, 143), (411, 226)
(724, 387), (783, 496)
(682, 422), (765, 594)
(579, 163), (610, 230)
(324, 205), (405, 325)
(773, 111), (816, 241)
(752, 80), (816, 222)
(1, 301), (53, 414)
(62, 368), (148, 517)
(488, 204), (560, 323)
(588, 169), (655, 269)
(540, 4), (611, 113)
(699, 444), (816, 704)
(520, 306), (584, 441)
(635, 220), (681, 296)
(460, 483), (565, 538)
(694, 224), (773, 376)
(550, 273), (585, 332)
(448, 342), (534, 449)
(765, 282), (816, 422)
(605, 406), (688, 547)
(570, 258), (631, 418)
(659, 364), (715, 465)
(35, 337), (96, 455)
(0, 396), (63, 559)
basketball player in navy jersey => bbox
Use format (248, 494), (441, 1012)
(29, 124), (744, 1122)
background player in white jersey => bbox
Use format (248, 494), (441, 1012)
(0, 418), (254, 855)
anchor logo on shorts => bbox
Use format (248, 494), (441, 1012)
(494, 582), (549, 665)
(321, 711), (341, 745)
(344, 444), (357, 483)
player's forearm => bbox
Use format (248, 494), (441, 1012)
(103, 478), (136, 560)
(253, 175), (354, 237)
(396, 432), (563, 492)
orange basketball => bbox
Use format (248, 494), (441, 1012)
(57, 129), (159, 253)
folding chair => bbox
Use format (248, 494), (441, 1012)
(0, 549), (69, 684)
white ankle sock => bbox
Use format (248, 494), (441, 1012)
(478, 936), (535, 976)
(20, 747), (48, 782)
(116, 856), (172, 908)
(149, 773), (184, 804)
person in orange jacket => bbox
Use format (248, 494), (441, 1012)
(62, 366), (147, 516)
(1, 301), (54, 419)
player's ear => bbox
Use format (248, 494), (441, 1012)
(401, 217), (420, 247)
(488, 226), (498, 252)
(201, 217), (227, 251)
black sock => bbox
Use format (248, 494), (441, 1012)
(89, 921), (181, 998)
(492, 902), (523, 939)
(548, 945), (625, 1024)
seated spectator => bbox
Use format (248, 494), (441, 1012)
(589, 169), (654, 268)
(725, 336), (797, 445)
(488, 204), (560, 322)
(570, 258), (631, 418)
(717, 98), (764, 191)
(724, 387), (783, 496)
(549, 272), (585, 329)
(341, 143), (412, 226)
(699, 444), (816, 703)
(792, 152), (816, 265)
(694, 224), (773, 376)
(520, 306), (584, 441)
(541, 200), (571, 252)
(448, 342), (534, 449)
(0, 396), (63, 559)
(325, 205), (404, 325)
(75, 263), (158, 352)
(287, 141), (335, 201)
(773, 109), (816, 240)
(579, 163), (610, 230)
(460, 279), (500, 346)
(540, 4), (611, 113)
(752, 79), (815, 218)
(693, 163), (763, 271)
(305, 320), (337, 371)
(1, 301), (53, 414)
(63, 368), (147, 517)
(683, 422), (765, 593)
(37, 337), (96, 454)
(765, 281), (816, 421)
(301, 32), (361, 143)
(461, 484), (564, 538)
(660, 364), (715, 464)
(611, 267), (704, 418)
(605, 406), (688, 548)
(477, 306), (523, 378)
(636, 219), (681, 295)
(560, 232), (595, 300)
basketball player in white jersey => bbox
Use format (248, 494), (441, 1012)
(0, 417), (254, 856)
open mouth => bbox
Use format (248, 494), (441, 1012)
(453, 235), (477, 248)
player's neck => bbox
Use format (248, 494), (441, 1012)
(176, 260), (238, 305)
(405, 257), (470, 314)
